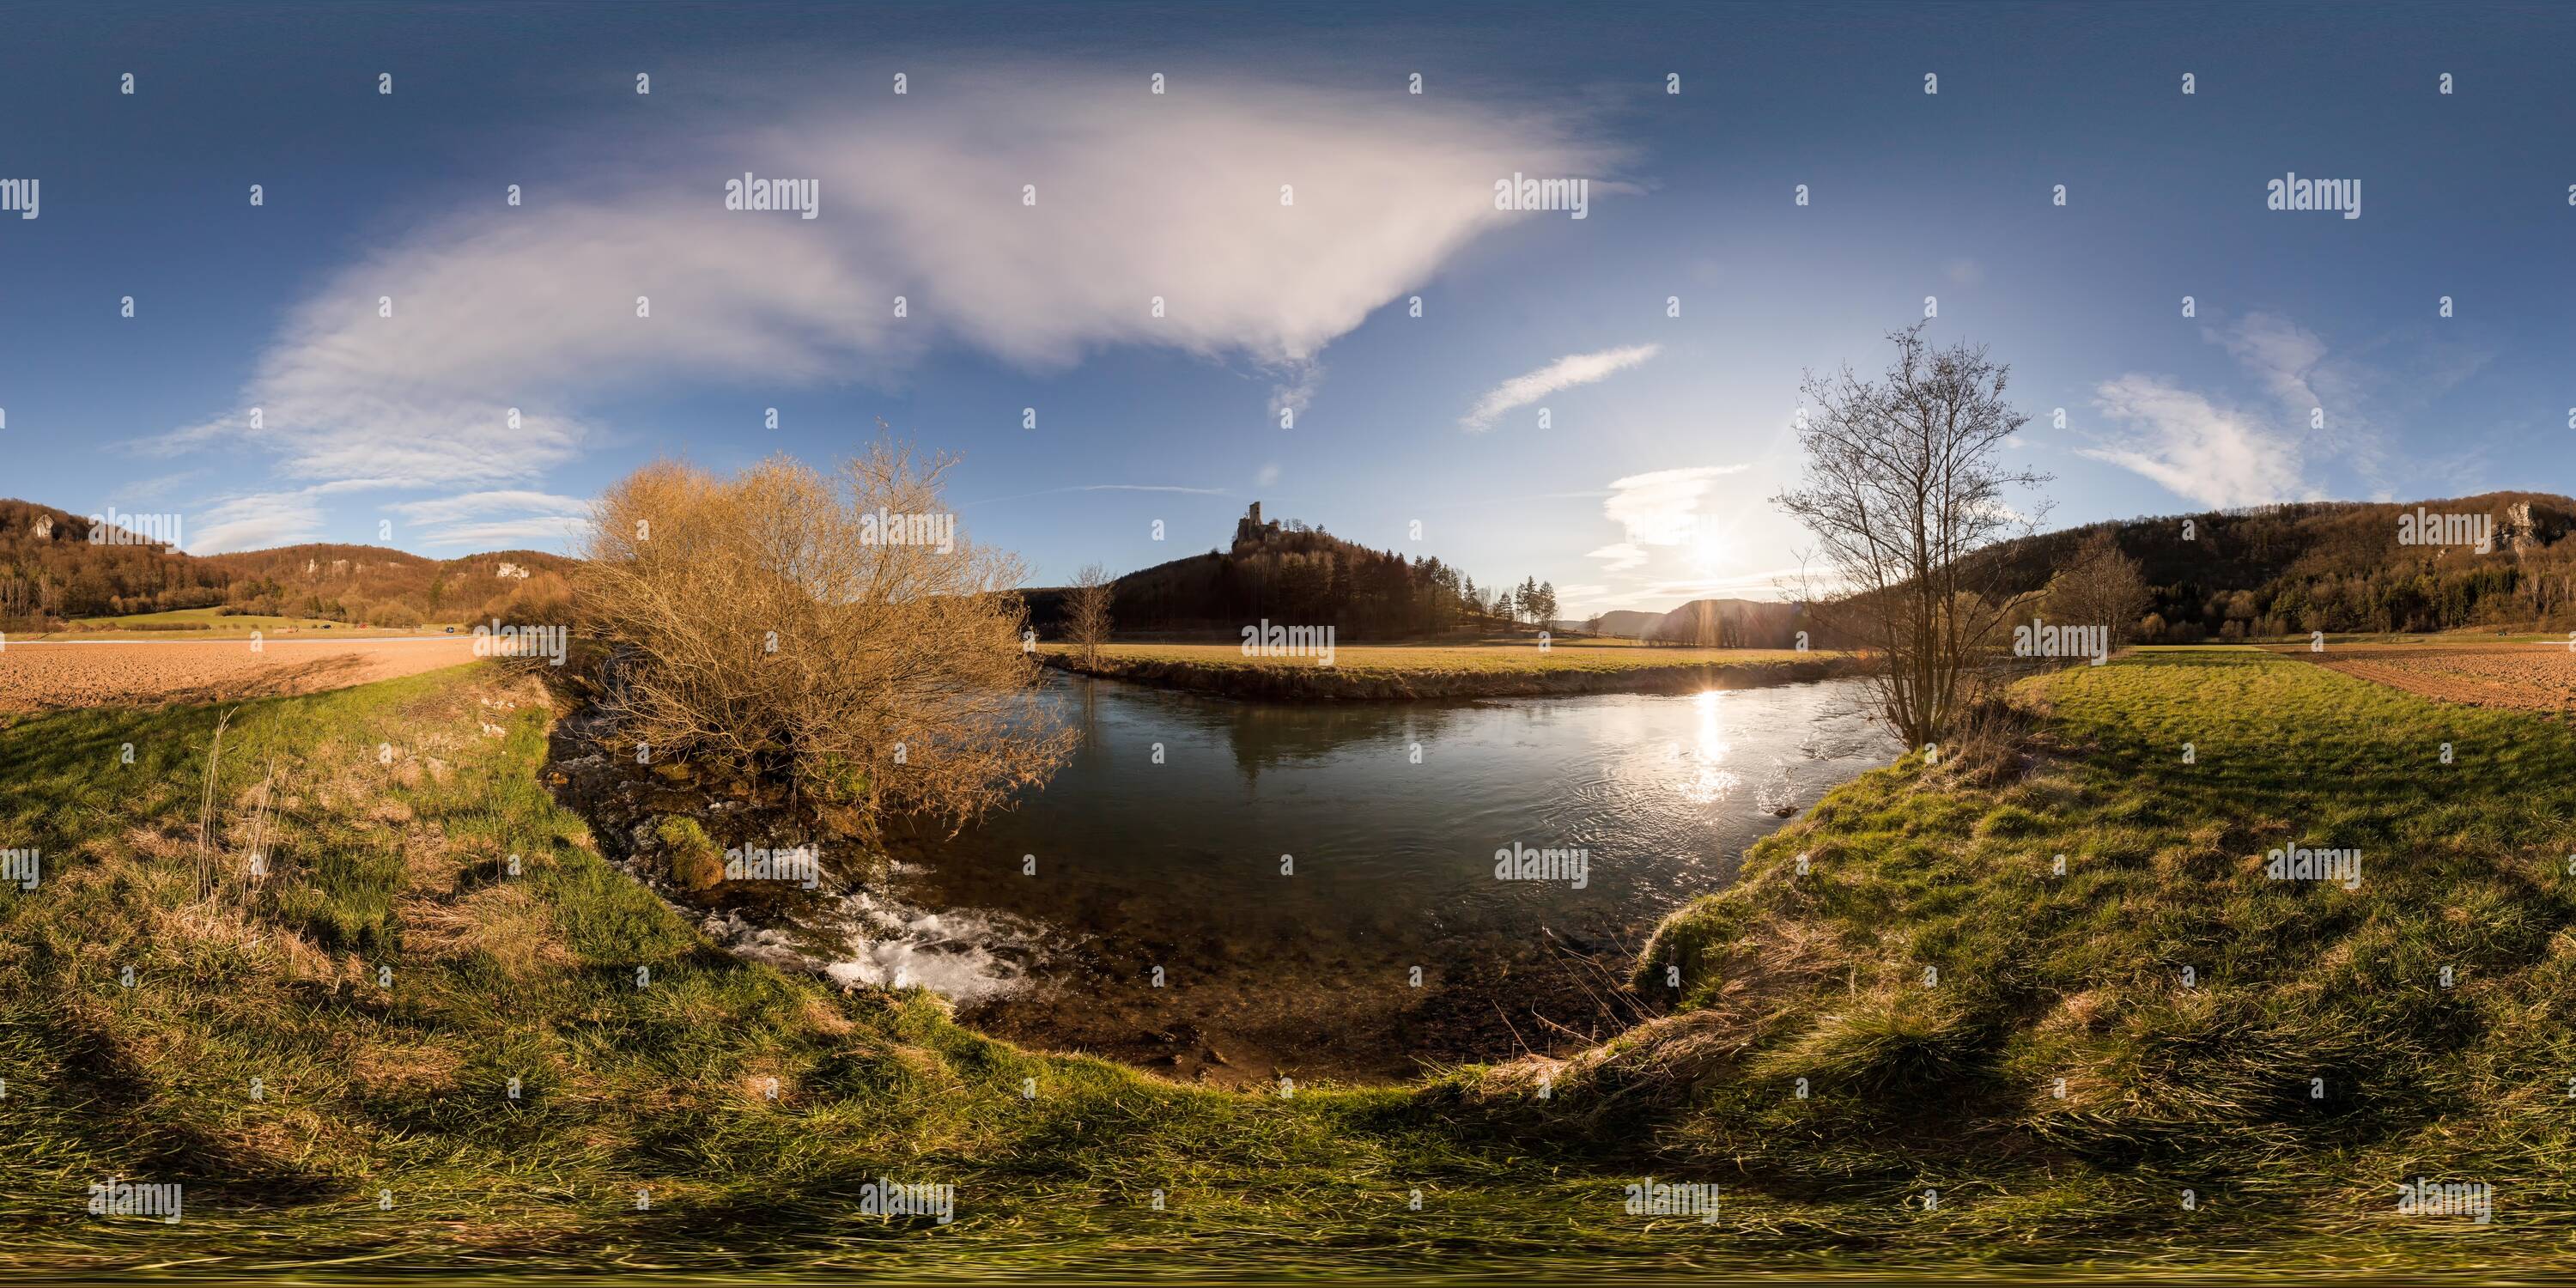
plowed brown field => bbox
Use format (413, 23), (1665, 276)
(0, 636), (481, 714)
(2271, 641), (2576, 710)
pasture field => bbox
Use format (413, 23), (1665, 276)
(39, 608), (459, 642)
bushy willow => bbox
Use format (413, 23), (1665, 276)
(577, 437), (1074, 840)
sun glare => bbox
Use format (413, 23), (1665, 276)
(1687, 527), (1732, 574)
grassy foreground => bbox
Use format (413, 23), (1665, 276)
(0, 661), (1824, 1279)
(1570, 646), (2576, 1261)
(3, 649), (2572, 1278)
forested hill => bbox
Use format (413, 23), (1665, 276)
(1978, 491), (2576, 639)
(1024, 503), (1518, 639)
(0, 497), (575, 629)
(201, 544), (577, 625)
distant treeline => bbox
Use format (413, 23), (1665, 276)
(1975, 493), (2576, 639)
(0, 499), (575, 630)
(1032, 492), (2576, 649)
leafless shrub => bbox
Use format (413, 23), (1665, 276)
(1776, 322), (2052, 747)
(575, 436), (1074, 841)
(1066, 563), (1115, 666)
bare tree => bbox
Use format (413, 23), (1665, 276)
(2041, 530), (2152, 648)
(1066, 562), (1115, 666)
(1775, 323), (2051, 747)
(577, 437), (1075, 841)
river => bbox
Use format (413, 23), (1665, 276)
(868, 673), (1898, 1085)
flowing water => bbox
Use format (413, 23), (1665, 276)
(873, 674), (1899, 1085)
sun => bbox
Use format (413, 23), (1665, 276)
(1686, 526), (1732, 574)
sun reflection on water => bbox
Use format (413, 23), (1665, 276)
(1675, 689), (1741, 805)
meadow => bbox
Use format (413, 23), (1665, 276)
(41, 607), (452, 641)
(4, 647), (2571, 1276)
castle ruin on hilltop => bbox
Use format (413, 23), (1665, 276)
(1233, 501), (1284, 548)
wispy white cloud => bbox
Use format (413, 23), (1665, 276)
(388, 489), (591, 526)
(1268, 361), (1323, 428)
(2081, 374), (2310, 509)
(146, 69), (1618, 499)
(185, 491), (327, 555)
(1586, 541), (1649, 574)
(2218, 312), (2492, 494)
(381, 490), (594, 550)
(1600, 465), (1746, 546)
(1460, 343), (1661, 432)
(2213, 312), (2328, 411)
(1576, 464), (1755, 582)
(2086, 311), (2499, 507)
(416, 516), (588, 550)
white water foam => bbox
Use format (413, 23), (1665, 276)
(700, 890), (1038, 1006)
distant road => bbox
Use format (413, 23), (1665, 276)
(0, 636), (481, 714)
(6, 635), (465, 646)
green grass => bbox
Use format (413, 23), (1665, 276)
(69, 607), (333, 629)
(42, 607), (453, 641)
(4, 650), (2570, 1277)
(1612, 646), (2576, 1255)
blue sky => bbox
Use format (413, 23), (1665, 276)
(2, 0), (2570, 615)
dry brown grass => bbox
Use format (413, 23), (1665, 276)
(401, 884), (574, 975)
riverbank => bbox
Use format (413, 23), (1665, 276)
(1040, 641), (1862, 700)
(5, 650), (2567, 1274)
(1449, 644), (2576, 1252)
